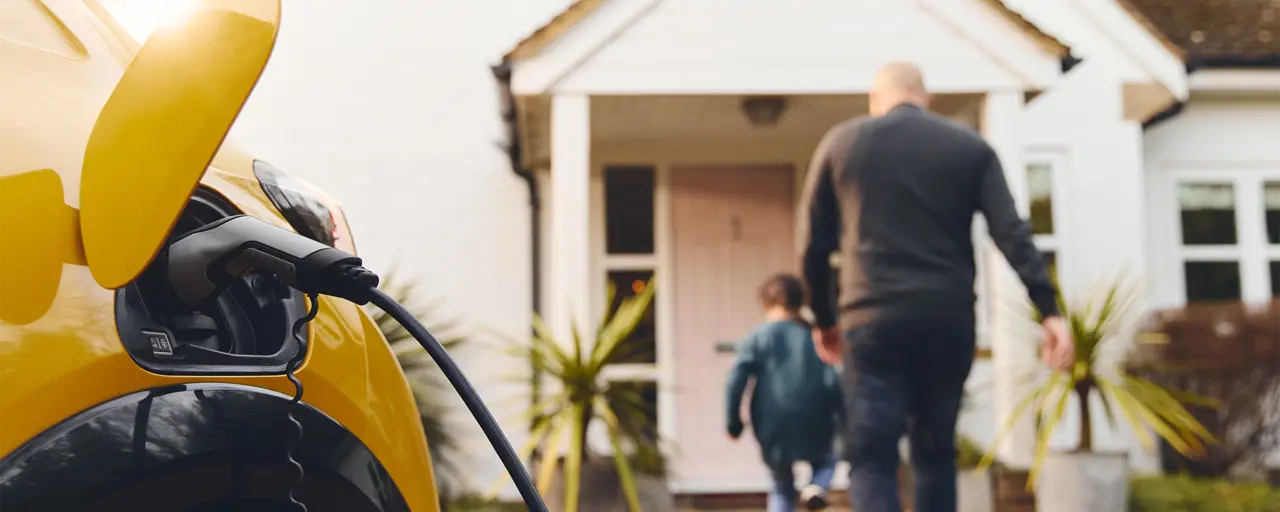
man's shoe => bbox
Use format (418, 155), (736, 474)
(799, 484), (829, 510)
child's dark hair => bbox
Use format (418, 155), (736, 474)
(758, 274), (808, 311)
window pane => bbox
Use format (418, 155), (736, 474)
(1271, 261), (1279, 297)
(1028, 163), (1055, 235)
(609, 380), (659, 446)
(1184, 261), (1241, 303)
(606, 270), (656, 363)
(1179, 183), (1237, 245)
(1265, 182), (1280, 245)
(605, 166), (655, 254)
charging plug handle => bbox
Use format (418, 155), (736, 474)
(165, 214), (549, 511)
(168, 215), (377, 306)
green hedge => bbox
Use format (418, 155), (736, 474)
(1131, 475), (1280, 512)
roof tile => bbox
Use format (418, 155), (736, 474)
(1122, 0), (1280, 64)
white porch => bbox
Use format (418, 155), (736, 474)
(506, 0), (1074, 493)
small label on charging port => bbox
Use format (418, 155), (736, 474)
(143, 330), (176, 357)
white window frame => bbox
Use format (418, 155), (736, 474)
(1026, 150), (1070, 285)
(1165, 168), (1278, 306)
(590, 164), (665, 446)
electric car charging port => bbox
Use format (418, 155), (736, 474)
(114, 188), (310, 376)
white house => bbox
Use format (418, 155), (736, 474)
(215, 0), (1278, 499)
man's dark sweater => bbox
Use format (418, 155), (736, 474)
(800, 104), (1059, 330)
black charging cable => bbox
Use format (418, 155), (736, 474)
(283, 293), (319, 511)
(365, 286), (550, 512)
(166, 216), (551, 511)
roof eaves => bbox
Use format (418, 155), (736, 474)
(503, 0), (604, 62)
(975, 0), (1074, 59)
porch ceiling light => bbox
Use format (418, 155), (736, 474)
(741, 96), (788, 127)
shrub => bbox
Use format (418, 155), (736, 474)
(1130, 475), (1280, 512)
(1135, 301), (1280, 480)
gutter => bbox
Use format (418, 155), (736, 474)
(1142, 100), (1184, 130)
(1140, 59), (1197, 131)
(490, 60), (543, 434)
(1061, 54), (1084, 73)
(1187, 55), (1280, 71)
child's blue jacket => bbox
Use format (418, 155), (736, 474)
(725, 319), (844, 467)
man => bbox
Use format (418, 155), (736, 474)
(798, 62), (1074, 512)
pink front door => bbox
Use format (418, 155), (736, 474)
(670, 165), (796, 488)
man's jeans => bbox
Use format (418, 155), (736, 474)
(767, 452), (838, 512)
(841, 316), (976, 512)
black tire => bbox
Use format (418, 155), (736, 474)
(184, 499), (298, 512)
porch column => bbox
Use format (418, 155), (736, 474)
(548, 94), (593, 343)
(982, 91), (1036, 469)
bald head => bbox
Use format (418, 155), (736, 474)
(869, 62), (930, 116)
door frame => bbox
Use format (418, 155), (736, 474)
(590, 158), (805, 493)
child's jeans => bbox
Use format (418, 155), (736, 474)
(767, 453), (837, 512)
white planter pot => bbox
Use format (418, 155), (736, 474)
(1036, 452), (1130, 512)
(957, 469), (993, 512)
(542, 458), (675, 512)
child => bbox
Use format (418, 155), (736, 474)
(726, 274), (844, 512)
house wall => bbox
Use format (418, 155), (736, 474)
(226, 0), (575, 499)
(961, 59), (1162, 473)
(1144, 96), (1280, 309)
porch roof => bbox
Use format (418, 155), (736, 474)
(504, 0), (1073, 62)
(504, 0), (1077, 96)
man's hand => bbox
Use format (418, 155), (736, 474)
(1041, 316), (1074, 372)
(812, 327), (842, 365)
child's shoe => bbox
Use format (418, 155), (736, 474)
(799, 484), (829, 510)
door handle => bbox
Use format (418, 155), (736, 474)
(715, 341), (738, 354)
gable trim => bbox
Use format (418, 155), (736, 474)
(504, 0), (605, 61)
(973, 0), (1071, 58)
(918, 0), (1065, 89)
(505, 0), (1073, 94)
(508, 0), (660, 95)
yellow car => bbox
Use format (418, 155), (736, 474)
(1, 1), (439, 510)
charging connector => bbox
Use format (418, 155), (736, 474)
(165, 214), (550, 511)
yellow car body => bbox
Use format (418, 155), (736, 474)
(0, 1), (438, 510)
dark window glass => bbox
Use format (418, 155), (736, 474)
(1265, 182), (1279, 245)
(609, 380), (658, 445)
(1179, 183), (1237, 245)
(1271, 261), (1279, 297)
(1028, 163), (1054, 235)
(1184, 261), (1241, 303)
(606, 270), (656, 363)
(605, 166), (655, 254)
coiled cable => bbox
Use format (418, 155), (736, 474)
(283, 292), (320, 511)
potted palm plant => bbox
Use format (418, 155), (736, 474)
(488, 278), (670, 512)
(979, 276), (1217, 512)
(364, 268), (469, 507)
